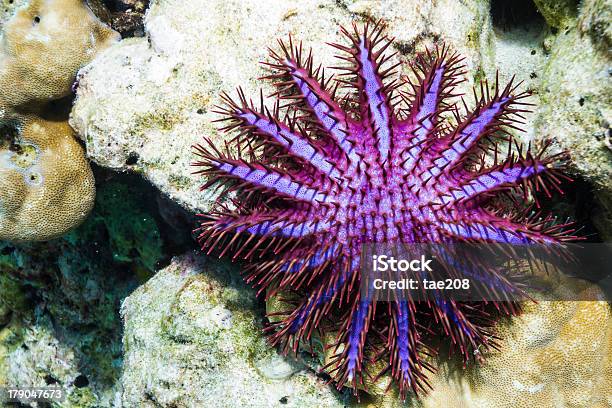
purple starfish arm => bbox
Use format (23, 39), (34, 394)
(433, 298), (481, 357)
(283, 259), (359, 335)
(432, 98), (511, 176)
(437, 162), (547, 205)
(356, 36), (393, 162)
(280, 245), (339, 273)
(438, 219), (556, 244)
(344, 298), (372, 384)
(243, 218), (332, 237)
(400, 47), (465, 171)
(237, 111), (341, 178)
(401, 67), (445, 168)
(394, 300), (417, 389)
(268, 41), (359, 165)
(211, 158), (333, 203)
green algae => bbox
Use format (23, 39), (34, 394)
(0, 272), (28, 317)
(533, 0), (578, 29)
(66, 179), (164, 276)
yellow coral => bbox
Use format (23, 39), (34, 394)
(0, 116), (95, 241)
(0, 0), (119, 116)
(0, 0), (119, 241)
(363, 279), (611, 408)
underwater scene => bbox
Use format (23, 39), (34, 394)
(0, 0), (611, 407)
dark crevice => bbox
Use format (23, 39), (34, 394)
(73, 374), (90, 388)
(491, 0), (546, 31)
(0, 121), (20, 150)
(91, 164), (197, 272)
(102, 0), (150, 38)
(125, 152), (139, 165)
(536, 174), (603, 242)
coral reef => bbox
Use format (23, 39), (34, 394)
(0, 0), (28, 26)
(534, 0), (612, 239)
(532, 0), (577, 29)
(120, 253), (345, 408)
(370, 297), (611, 408)
(0, 0), (608, 406)
(0, 238), (132, 407)
(579, 0), (612, 53)
(0, 170), (176, 406)
(0, 116), (96, 242)
(0, 0), (120, 242)
(119, 254), (611, 408)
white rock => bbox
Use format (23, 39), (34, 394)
(120, 252), (344, 407)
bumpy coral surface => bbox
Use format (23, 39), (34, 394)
(0, 0), (119, 116)
(0, 117), (95, 241)
(194, 22), (576, 397)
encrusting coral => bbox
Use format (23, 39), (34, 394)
(0, 116), (95, 242)
(0, 0), (119, 117)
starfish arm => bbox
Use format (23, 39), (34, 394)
(433, 245), (523, 299)
(332, 297), (373, 389)
(436, 217), (559, 244)
(390, 300), (426, 397)
(242, 218), (332, 237)
(427, 82), (530, 179)
(333, 22), (396, 163)
(266, 41), (359, 165)
(216, 92), (342, 178)
(269, 262), (357, 345)
(279, 244), (339, 273)
(431, 298), (487, 359)
(197, 154), (333, 204)
(355, 35), (393, 163)
(400, 47), (465, 171)
(436, 160), (547, 206)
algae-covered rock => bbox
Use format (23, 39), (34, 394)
(579, 0), (612, 53)
(532, 0), (578, 29)
(533, 0), (612, 239)
(120, 252), (345, 408)
(0, 186), (151, 407)
(0, 239), (132, 406)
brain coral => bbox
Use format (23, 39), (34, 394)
(0, 116), (95, 241)
(0, 0), (119, 116)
